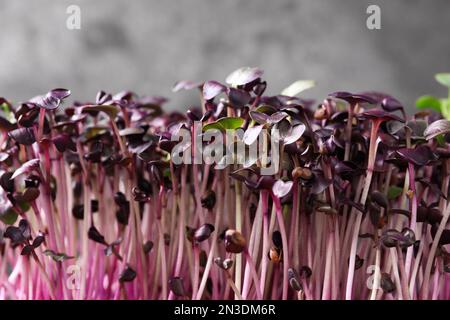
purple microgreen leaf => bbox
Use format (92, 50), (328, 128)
(268, 112), (288, 124)
(119, 266), (137, 282)
(200, 190), (216, 210)
(193, 223), (215, 243)
(228, 88), (251, 107)
(143, 240), (154, 255)
(8, 127), (36, 145)
(249, 111), (270, 125)
(357, 108), (404, 122)
(243, 125), (263, 145)
(380, 273), (396, 293)
(29, 88), (70, 110)
(272, 179), (293, 198)
(0, 116), (16, 132)
(329, 91), (377, 105)
(396, 145), (438, 166)
(168, 277), (186, 296)
(3, 224), (24, 244)
(32, 234), (45, 248)
(202, 81), (226, 100)
(283, 123), (306, 145)
(310, 172), (331, 195)
(225, 67), (263, 87)
(381, 96), (404, 113)
(52, 134), (77, 153)
(11, 158), (40, 180)
(20, 245), (34, 256)
(88, 226), (107, 245)
(0, 172), (14, 192)
(424, 119), (450, 140)
(49, 88), (71, 100)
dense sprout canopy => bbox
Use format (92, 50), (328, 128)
(0, 68), (449, 301)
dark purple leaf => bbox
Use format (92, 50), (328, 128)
(381, 96), (404, 113)
(0, 116), (16, 132)
(4, 226), (26, 246)
(253, 176), (275, 191)
(88, 226), (107, 245)
(0, 172), (15, 193)
(431, 226), (450, 245)
(355, 255), (364, 270)
(299, 266), (312, 279)
(8, 127), (36, 145)
(268, 112), (288, 124)
(194, 223), (215, 243)
(32, 234), (45, 248)
(396, 145), (438, 166)
(253, 81), (267, 96)
(329, 91), (377, 105)
(249, 111), (269, 125)
(370, 191), (388, 208)
(272, 231), (282, 248)
(52, 134), (77, 152)
(424, 119), (450, 140)
(119, 266), (137, 282)
(21, 245), (34, 256)
(310, 172), (331, 195)
(143, 241), (154, 255)
(168, 277), (186, 296)
(96, 91), (112, 105)
(357, 108), (404, 122)
(228, 88), (251, 107)
(29, 88), (70, 110)
(200, 190), (216, 210)
(19, 219), (31, 239)
(381, 273), (395, 293)
(49, 88), (71, 100)
(380, 228), (415, 248)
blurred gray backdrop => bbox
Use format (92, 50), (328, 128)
(0, 0), (449, 112)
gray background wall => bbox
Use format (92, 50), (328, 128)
(0, 0), (449, 112)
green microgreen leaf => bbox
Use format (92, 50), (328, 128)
(202, 117), (244, 132)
